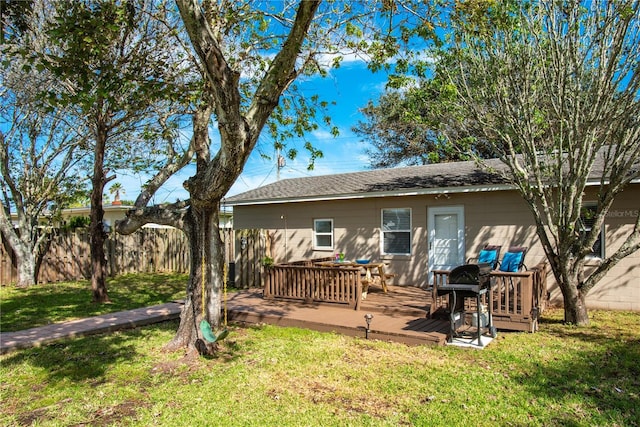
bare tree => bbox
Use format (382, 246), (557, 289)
(445, 1), (640, 325)
(0, 1), (88, 287)
(0, 110), (87, 287)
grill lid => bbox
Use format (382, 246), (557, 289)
(449, 263), (492, 284)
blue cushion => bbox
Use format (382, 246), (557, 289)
(499, 251), (523, 272)
(478, 249), (498, 265)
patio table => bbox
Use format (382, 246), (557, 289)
(315, 261), (390, 297)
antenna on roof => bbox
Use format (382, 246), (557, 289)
(276, 148), (286, 181)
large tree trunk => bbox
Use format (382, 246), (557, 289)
(15, 248), (36, 287)
(563, 292), (590, 326)
(90, 125), (110, 303)
(546, 250), (591, 326)
(13, 241), (36, 287)
(165, 204), (225, 355)
(0, 226), (37, 287)
(554, 269), (590, 326)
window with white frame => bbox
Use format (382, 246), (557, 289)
(313, 218), (334, 250)
(381, 208), (411, 255)
(579, 203), (604, 258)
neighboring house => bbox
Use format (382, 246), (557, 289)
(226, 158), (639, 312)
(10, 204), (234, 231)
(60, 204), (147, 230)
(9, 203), (136, 229)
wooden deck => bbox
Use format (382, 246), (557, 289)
(227, 285), (450, 346)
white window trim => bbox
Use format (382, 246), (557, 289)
(313, 218), (334, 251)
(380, 208), (412, 256)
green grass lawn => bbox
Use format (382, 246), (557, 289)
(1, 274), (639, 426)
(0, 272), (188, 331)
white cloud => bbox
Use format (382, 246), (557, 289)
(314, 51), (371, 69)
(311, 128), (336, 141)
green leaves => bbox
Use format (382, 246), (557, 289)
(353, 64), (494, 168)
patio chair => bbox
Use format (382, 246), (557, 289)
(498, 246), (528, 272)
(495, 246), (528, 312)
(467, 244), (502, 270)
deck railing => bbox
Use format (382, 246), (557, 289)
(263, 261), (363, 310)
(432, 262), (549, 332)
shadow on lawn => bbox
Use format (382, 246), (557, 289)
(508, 317), (640, 425)
(0, 273), (187, 332)
(0, 321), (178, 383)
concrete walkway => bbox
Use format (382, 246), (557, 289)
(0, 302), (182, 354)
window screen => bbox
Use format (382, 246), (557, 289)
(314, 219), (333, 250)
(381, 208), (411, 255)
(579, 204), (604, 258)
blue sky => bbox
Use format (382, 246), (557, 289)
(113, 58), (390, 204)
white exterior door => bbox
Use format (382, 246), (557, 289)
(427, 206), (465, 281)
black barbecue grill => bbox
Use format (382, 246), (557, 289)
(438, 263), (496, 346)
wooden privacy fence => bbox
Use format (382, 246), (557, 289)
(106, 228), (192, 277)
(233, 229), (271, 288)
(1, 228), (234, 285)
(263, 259), (363, 310)
(431, 261), (549, 332)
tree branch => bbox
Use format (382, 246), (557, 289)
(116, 199), (191, 234)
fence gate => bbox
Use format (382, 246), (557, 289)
(234, 229), (271, 288)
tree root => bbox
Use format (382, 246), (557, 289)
(162, 336), (218, 357)
(195, 338), (219, 356)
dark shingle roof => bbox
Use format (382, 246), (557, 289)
(225, 146), (638, 206)
(225, 158), (509, 205)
